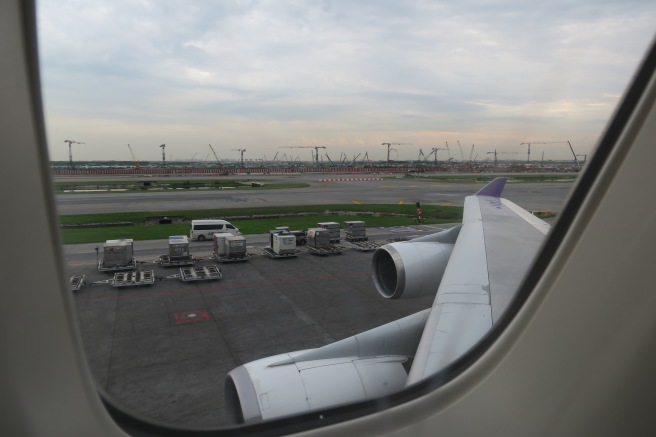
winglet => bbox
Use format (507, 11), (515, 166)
(475, 177), (507, 197)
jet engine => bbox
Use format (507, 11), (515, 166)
(224, 309), (430, 424)
(372, 226), (460, 299)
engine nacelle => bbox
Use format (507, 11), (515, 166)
(372, 226), (460, 299)
(224, 309), (431, 424)
(225, 353), (409, 424)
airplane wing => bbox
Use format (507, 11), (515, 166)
(225, 178), (550, 423)
(406, 178), (549, 385)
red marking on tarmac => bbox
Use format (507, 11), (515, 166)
(173, 310), (210, 325)
(75, 271), (371, 303)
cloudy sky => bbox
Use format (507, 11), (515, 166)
(37, 0), (656, 163)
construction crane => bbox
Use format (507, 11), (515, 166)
(417, 149), (426, 162)
(127, 144), (140, 169)
(159, 144), (166, 164)
(362, 151), (370, 164)
(456, 141), (466, 161)
(351, 153), (361, 165)
(520, 142), (531, 163)
(324, 153), (337, 167)
(469, 144), (475, 162)
(381, 143), (410, 164)
(520, 140), (581, 170)
(208, 144), (222, 164)
(339, 152), (348, 164)
(444, 142), (452, 160)
(279, 146), (326, 166)
(64, 140), (84, 169)
(424, 147), (447, 165)
(232, 148), (246, 168)
(486, 150), (519, 168)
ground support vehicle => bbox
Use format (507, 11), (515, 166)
(289, 230), (308, 246)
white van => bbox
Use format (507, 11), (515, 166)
(190, 219), (240, 241)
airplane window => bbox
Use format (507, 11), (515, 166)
(36, 0), (656, 433)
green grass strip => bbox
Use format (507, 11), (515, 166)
(58, 204), (461, 225)
(59, 204), (463, 244)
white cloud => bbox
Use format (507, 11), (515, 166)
(37, 0), (656, 161)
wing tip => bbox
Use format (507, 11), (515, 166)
(475, 177), (507, 197)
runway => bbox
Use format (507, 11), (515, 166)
(55, 174), (573, 215)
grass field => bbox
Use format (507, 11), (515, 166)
(59, 203), (463, 244)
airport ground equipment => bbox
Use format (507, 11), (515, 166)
(307, 228), (342, 255)
(262, 247), (300, 258)
(70, 275), (85, 291)
(91, 270), (156, 288)
(97, 239), (137, 271)
(159, 235), (195, 266)
(175, 265), (222, 282)
(262, 229), (300, 258)
(221, 235), (250, 262)
(307, 245), (342, 256)
(307, 228), (331, 248)
(275, 226), (307, 246)
(214, 233), (251, 262)
(317, 222), (341, 242)
(344, 221), (367, 241)
(348, 240), (380, 252)
(272, 232), (297, 255)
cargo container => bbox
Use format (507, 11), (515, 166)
(344, 221), (367, 240)
(168, 235), (190, 259)
(213, 232), (236, 257)
(225, 235), (247, 258)
(317, 222), (341, 242)
(272, 233), (297, 255)
(307, 228), (331, 248)
(159, 235), (195, 266)
(98, 239), (136, 271)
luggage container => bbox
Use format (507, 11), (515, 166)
(273, 233), (297, 255)
(317, 222), (341, 242)
(159, 235), (195, 266)
(225, 235), (247, 258)
(213, 232), (236, 257)
(307, 228), (331, 248)
(215, 235), (250, 262)
(263, 229), (300, 258)
(344, 220), (367, 241)
(98, 239), (136, 271)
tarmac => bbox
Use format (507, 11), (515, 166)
(68, 226), (442, 428)
(64, 177), (571, 429)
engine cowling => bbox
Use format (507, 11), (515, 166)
(372, 226), (460, 299)
(224, 309), (430, 424)
(225, 353), (409, 424)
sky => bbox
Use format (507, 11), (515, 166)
(37, 0), (656, 163)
